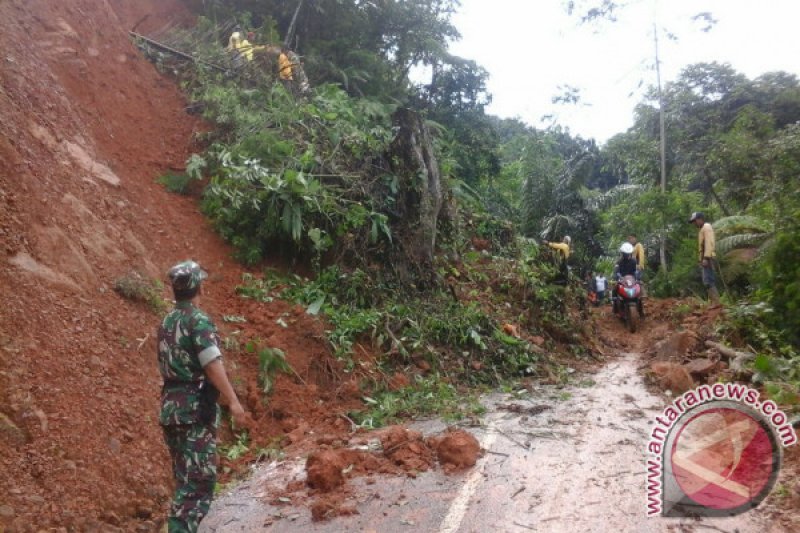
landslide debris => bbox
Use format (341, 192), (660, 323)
(297, 426), (480, 521)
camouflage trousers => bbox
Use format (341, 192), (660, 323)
(162, 423), (217, 533)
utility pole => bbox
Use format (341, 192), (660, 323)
(653, 18), (668, 273)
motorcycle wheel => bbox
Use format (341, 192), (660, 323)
(625, 303), (638, 333)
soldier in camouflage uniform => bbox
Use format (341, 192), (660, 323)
(158, 260), (248, 533)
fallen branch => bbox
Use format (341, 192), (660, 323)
(338, 413), (358, 433)
(129, 31), (229, 72)
(288, 365), (307, 386)
(486, 450), (510, 458)
(136, 333), (150, 351)
(493, 428), (530, 449)
(705, 341), (756, 373)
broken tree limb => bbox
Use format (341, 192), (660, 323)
(129, 31), (229, 73)
(705, 340), (756, 372)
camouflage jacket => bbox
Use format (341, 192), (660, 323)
(157, 301), (222, 426)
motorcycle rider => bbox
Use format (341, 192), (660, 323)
(612, 242), (641, 316)
(613, 242), (639, 281)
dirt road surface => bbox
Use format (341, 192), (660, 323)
(201, 348), (782, 532)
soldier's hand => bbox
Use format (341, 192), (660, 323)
(229, 401), (251, 430)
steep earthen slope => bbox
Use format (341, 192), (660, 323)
(0, 1), (356, 530)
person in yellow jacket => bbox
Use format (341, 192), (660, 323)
(227, 30), (263, 64)
(627, 233), (647, 297)
(689, 212), (720, 305)
(544, 235), (571, 259)
(543, 235), (571, 285)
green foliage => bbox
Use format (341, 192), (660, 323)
(189, 81), (400, 265)
(599, 187), (702, 294)
(350, 375), (485, 429)
(713, 215), (774, 257)
(113, 271), (167, 313)
(157, 172), (198, 195)
(220, 431), (249, 460)
(763, 231), (800, 347)
(234, 249), (568, 385)
(716, 299), (800, 400)
(246, 342), (292, 395)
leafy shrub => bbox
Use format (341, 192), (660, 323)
(765, 230), (800, 348)
(247, 343), (292, 395)
(113, 271), (167, 313)
(157, 172), (197, 195)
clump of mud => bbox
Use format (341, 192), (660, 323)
(650, 361), (694, 394)
(305, 450), (347, 491)
(429, 429), (481, 471)
(380, 426), (435, 472)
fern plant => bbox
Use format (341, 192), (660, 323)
(714, 215), (774, 257)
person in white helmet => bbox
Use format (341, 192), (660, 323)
(613, 242), (639, 281)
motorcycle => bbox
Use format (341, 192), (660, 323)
(612, 275), (644, 332)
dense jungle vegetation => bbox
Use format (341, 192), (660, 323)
(150, 0), (799, 407)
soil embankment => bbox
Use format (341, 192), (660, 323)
(0, 1), (359, 530)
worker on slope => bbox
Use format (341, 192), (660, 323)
(543, 235), (571, 284)
(157, 260), (249, 532)
(227, 28), (263, 65)
(689, 212), (721, 306)
(543, 235), (571, 260)
(278, 46), (295, 91)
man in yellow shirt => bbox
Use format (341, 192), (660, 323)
(689, 212), (720, 305)
(227, 29), (264, 64)
(543, 236), (571, 285)
(627, 233), (646, 297)
(544, 235), (571, 260)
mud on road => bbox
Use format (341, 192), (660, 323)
(201, 339), (782, 532)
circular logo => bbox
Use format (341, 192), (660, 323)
(670, 406), (779, 511)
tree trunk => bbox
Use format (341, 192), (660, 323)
(388, 108), (444, 271)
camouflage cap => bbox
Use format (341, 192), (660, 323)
(167, 260), (208, 291)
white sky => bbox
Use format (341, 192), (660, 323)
(445, 0), (800, 143)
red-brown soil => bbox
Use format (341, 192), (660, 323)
(429, 429), (481, 471)
(0, 1), (364, 530)
(295, 425), (479, 521)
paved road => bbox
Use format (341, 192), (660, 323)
(201, 353), (777, 533)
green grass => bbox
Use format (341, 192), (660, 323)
(349, 375), (486, 429)
(157, 172), (196, 195)
(113, 271), (167, 313)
